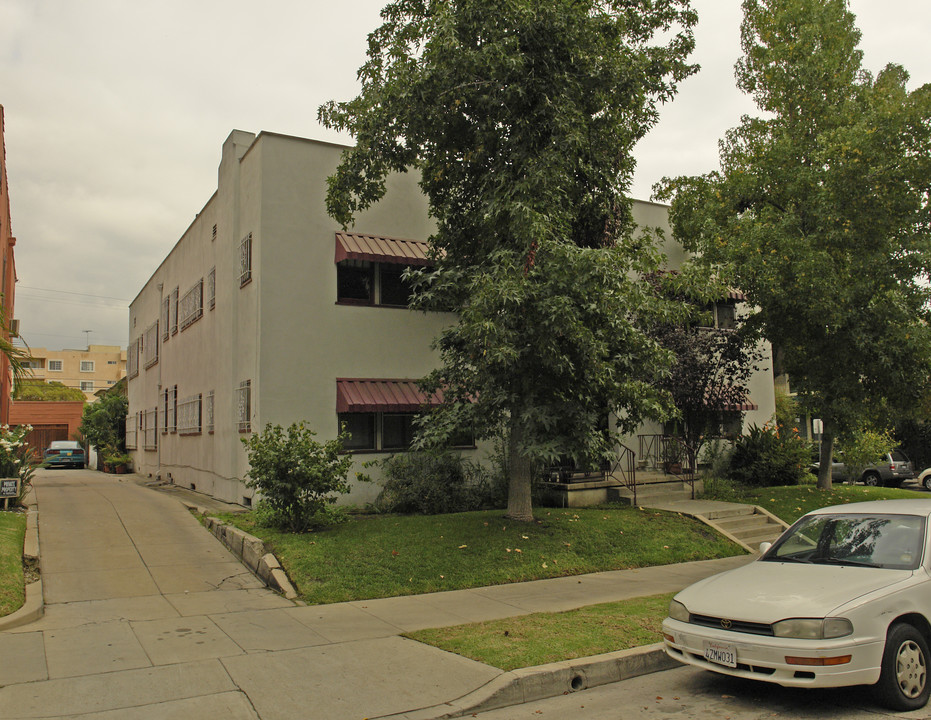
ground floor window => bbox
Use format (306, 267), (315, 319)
(338, 411), (474, 452)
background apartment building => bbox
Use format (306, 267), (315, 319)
(24, 344), (127, 401)
(127, 130), (775, 508)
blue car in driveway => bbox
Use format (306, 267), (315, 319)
(44, 441), (86, 469)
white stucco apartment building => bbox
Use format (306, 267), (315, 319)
(126, 129), (775, 507)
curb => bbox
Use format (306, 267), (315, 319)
(182, 502), (300, 601)
(371, 643), (677, 719)
(0, 502), (44, 631)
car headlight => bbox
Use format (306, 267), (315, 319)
(772, 617), (853, 639)
(668, 599), (690, 623)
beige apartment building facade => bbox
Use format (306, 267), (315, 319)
(126, 130), (776, 508)
(24, 344), (126, 401)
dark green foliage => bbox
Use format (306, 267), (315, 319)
(319, 0), (700, 520)
(78, 393), (127, 451)
(16, 380), (86, 402)
(729, 423), (809, 487)
(242, 423), (354, 533)
(657, 0), (931, 490)
(375, 451), (496, 515)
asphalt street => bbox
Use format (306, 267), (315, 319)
(468, 664), (931, 719)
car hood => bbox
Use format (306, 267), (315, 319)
(676, 560), (914, 622)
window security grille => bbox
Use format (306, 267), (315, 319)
(162, 297), (170, 342)
(179, 279), (204, 330)
(168, 386), (178, 433)
(80, 360), (95, 372)
(207, 267), (216, 310)
(206, 390), (215, 433)
(127, 342), (140, 379)
(144, 408), (158, 450)
(237, 380), (251, 433)
(170, 287), (179, 334)
(143, 321), (159, 369)
(177, 394), (202, 435)
(125, 417), (137, 450)
(48, 359), (62, 371)
(240, 233), (253, 287)
(80, 381), (94, 392)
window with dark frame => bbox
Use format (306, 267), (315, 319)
(382, 413), (415, 450)
(339, 413), (376, 450)
(336, 260), (374, 304)
(379, 264), (413, 307)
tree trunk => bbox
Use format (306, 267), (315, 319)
(817, 430), (834, 491)
(506, 419), (534, 522)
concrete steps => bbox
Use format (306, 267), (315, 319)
(608, 478), (702, 506)
(702, 506), (788, 552)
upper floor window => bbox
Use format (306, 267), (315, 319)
(240, 233), (253, 287)
(337, 260), (373, 303)
(80, 381), (94, 392)
(162, 297), (170, 342)
(80, 361), (95, 373)
(48, 360), (62, 372)
(127, 340), (140, 379)
(170, 287), (179, 335)
(207, 267), (216, 310)
(143, 321), (159, 369)
(180, 279), (204, 330)
(336, 261), (415, 307)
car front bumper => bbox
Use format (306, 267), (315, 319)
(662, 618), (884, 688)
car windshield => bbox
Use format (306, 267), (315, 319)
(763, 513), (925, 570)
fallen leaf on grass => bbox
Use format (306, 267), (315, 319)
(458, 545), (467, 549)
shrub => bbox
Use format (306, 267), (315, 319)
(728, 423), (809, 487)
(0, 424), (39, 506)
(242, 423), (354, 533)
(374, 450), (493, 515)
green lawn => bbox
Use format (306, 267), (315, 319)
(221, 506), (744, 605)
(390, 484), (930, 669)
(408, 592), (675, 671)
(0, 511), (26, 618)
(725, 482), (928, 525)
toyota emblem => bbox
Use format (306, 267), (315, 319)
(720, 619), (732, 629)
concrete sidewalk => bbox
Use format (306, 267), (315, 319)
(0, 469), (752, 720)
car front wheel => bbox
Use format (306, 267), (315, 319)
(876, 623), (930, 711)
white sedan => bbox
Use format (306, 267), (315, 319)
(662, 499), (931, 711)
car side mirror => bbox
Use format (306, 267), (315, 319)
(758, 542), (772, 555)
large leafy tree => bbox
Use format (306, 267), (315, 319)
(320, 0), (699, 520)
(657, 0), (931, 490)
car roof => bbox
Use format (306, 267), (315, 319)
(49, 440), (82, 448)
(807, 499), (931, 517)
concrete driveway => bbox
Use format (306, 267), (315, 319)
(0, 468), (501, 719)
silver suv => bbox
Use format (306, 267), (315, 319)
(811, 450), (915, 488)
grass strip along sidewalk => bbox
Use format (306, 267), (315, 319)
(406, 484), (928, 669)
(0, 511), (26, 617)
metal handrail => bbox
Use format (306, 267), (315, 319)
(609, 444), (638, 505)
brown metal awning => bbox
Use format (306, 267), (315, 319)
(336, 379), (444, 413)
(725, 289), (747, 301)
(335, 233), (432, 266)
(703, 390), (758, 412)
(722, 400), (758, 411)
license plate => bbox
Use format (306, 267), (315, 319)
(63, 451), (72, 456)
(704, 641), (737, 668)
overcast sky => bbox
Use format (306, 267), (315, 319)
(1, 0), (928, 351)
